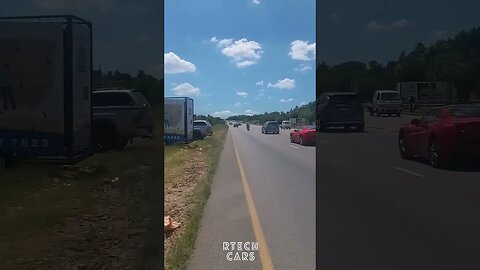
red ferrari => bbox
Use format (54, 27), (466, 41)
(290, 125), (317, 145)
(398, 104), (480, 167)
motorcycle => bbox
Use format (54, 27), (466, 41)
(246, 124), (250, 131)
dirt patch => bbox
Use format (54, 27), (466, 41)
(0, 165), (152, 270)
(163, 145), (210, 259)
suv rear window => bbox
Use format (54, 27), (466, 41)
(194, 121), (207, 126)
(93, 92), (135, 106)
(267, 122), (278, 127)
(131, 91), (151, 107)
(328, 95), (360, 104)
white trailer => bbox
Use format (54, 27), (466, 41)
(164, 97), (194, 143)
(0, 16), (93, 163)
(396, 82), (458, 105)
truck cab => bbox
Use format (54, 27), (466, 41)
(371, 90), (402, 117)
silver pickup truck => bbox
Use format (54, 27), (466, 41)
(92, 89), (153, 151)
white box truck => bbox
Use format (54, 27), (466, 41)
(0, 16), (93, 164)
(164, 97), (194, 143)
(397, 82), (458, 105)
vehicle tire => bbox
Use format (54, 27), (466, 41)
(299, 136), (304, 145)
(428, 138), (446, 168)
(94, 121), (120, 151)
(290, 135), (294, 143)
(193, 130), (203, 140)
(398, 134), (411, 159)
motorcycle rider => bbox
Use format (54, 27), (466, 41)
(246, 122), (250, 131)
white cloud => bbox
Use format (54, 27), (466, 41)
(217, 38), (234, 48)
(258, 93), (265, 97)
(267, 78), (296, 89)
(213, 111), (237, 118)
(245, 109), (259, 115)
(256, 80), (264, 86)
(295, 64), (313, 72)
(289, 40), (316, 61)
(210, 36), (218, 42)
(367, 20), (388, 31)
(280, 98), (294, 103)
(237, 91), (248, 97)
(164, 52), (196, 74)
(213, 38), (263, 68)
(252, 0), (260, 4)
(392, 18), (410, 28)
(172, 83), (201, 96)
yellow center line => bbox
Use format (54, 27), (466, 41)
(231, 130), (275, 270)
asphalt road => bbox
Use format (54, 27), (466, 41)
(318, 114), (480, 270)
(187, 125), (315, 270)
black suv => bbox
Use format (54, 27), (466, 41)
(317, 92), (365, 132)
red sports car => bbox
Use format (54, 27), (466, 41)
(398, 104), (480, 167)
(290, 125), (317, 145)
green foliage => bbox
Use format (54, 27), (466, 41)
(95, 70), (164, 104)
(194, 115), (225, 125)
(226, 102), (315, 124)
(317, 26), (480, 101)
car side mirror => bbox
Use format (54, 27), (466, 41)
(411, 118), (420, 125)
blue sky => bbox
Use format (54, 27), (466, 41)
(318, 0), (480, 65)
(165, 0), (316, 118)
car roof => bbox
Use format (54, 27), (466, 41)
(93, 88), (139, 93)
(375, 90), (397, 93)
(323, 92), (357, 96)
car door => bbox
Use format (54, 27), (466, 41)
(416, 109), (441, 157)
(404, 114), (430, 155)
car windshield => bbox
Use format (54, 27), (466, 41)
(329, 95), (360, 104)
(283, 121), (290, 124)
(381, 92), (401, 101)
(448, 106), (480, 118)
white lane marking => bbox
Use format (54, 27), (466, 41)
(318, 139), (330, 144)
(289, 145), (299, 149)
(396, 167), (425, 178)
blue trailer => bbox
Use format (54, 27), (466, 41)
(0, 16), (93, 165)
(164, 97), (194, 144)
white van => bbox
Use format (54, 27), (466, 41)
(281, 120), (292, 129)
(371, 90), (402, 117)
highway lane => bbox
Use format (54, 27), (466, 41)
(188, 125), (315, 270)
(317, 115), (480, 270)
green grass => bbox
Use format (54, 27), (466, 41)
(165, 125), (229, 270)
(0, 105), (164, 269)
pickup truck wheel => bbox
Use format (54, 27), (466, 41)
(94, 122), (120, 151)
(193, 130), (203, 140)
